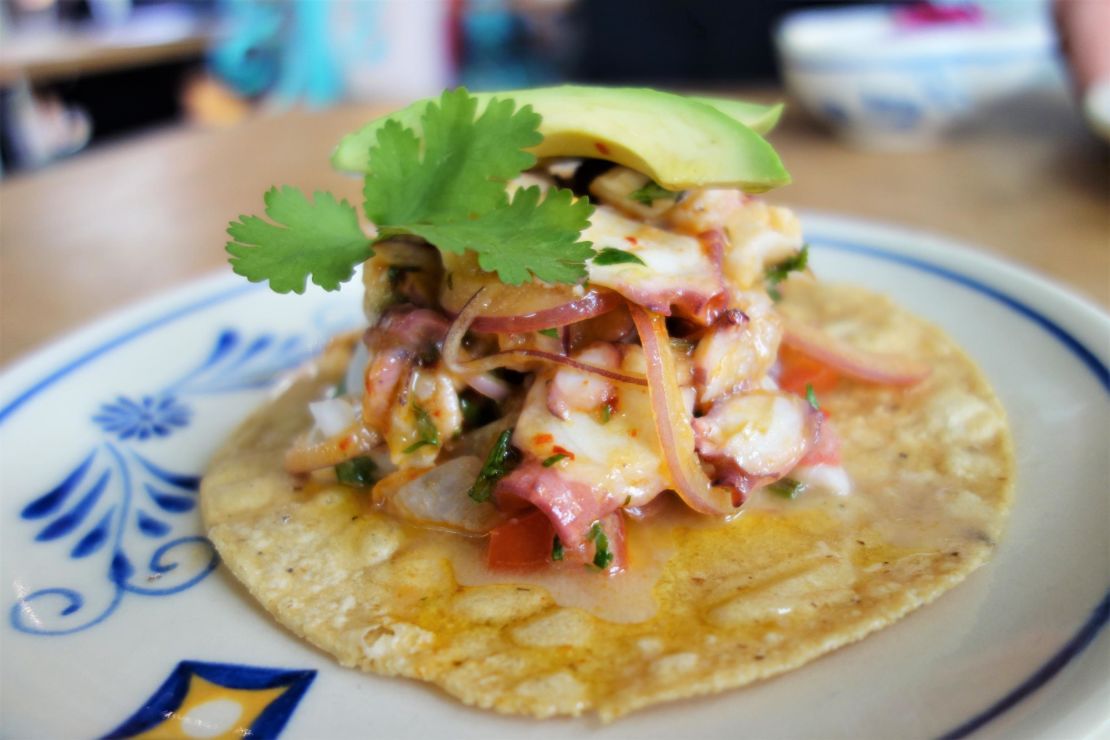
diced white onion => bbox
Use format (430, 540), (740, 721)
(344, 340), (371, 398)
(793, 463), (852, 497)
(309, 397), (357, 437)
(389, 456), (506, 533)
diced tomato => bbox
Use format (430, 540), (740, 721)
(801, 419), (842, 466)
(487, 510), (554, 570)
(779, 345), (839, 396)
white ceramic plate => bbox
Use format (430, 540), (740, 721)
(2, 214), (1107, 739)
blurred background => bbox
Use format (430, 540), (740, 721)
(0, 0), (1098, 172)
(1, 0), (1106, 365)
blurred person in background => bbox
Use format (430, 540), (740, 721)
(3, 0), (1105, 174)
(1054, 0), (1110, 137)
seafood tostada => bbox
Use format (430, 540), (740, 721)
(201, 86), (1013, 719)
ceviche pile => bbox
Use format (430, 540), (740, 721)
(227, 89), (929, 575)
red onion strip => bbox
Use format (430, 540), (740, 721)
(629, 304), (736, 516)
(444, 289), (647, 387)
(465, 372), (512, 402)
(461, 349), (647, 386)
(780, 316), (931, 386)
(470, 290), (622, 333)
(284, 423), (377, 474)
(442, 288), (492, 376)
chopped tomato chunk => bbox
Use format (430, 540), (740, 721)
(801, 420), (842, 466)
(487, 510), (554, 569)
(778, 345), (839, 396)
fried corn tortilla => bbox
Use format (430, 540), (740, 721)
(200, 281), (1014, 720)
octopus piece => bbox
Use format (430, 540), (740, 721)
(514, 345), (671, 512)
(546, 343), (621, 420)
(665, 190), (805, 294)
(583, 205), (726, 325)
(693, 390), (820, 499)
(693, 297), (783, 406)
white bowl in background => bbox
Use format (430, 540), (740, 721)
(776, 6), (1058, 149)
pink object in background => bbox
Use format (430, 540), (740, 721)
(894, 2), (984, 28)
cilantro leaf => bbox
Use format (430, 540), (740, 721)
(363, 90), (541, 225)
(765, 244), (809, 300)
(394, 186), (594, 285)
(768, 477), (806, 499)
(537, 328), (560, 338)
(805, 383), (821, 412)
(335, 457), (379, 487)
(588, 521), (613, 569)
(226, 187), (371, 294)
(542, 453), (568, 467)
(468, 428), (519, 503)
(593, 247), (646, 267)
(364, 89), (595, 285)
(629, 181), (676, 205)
(551, 536), (564, 561)
(227, 89), (596, 293)
(402, 405), (440, 454)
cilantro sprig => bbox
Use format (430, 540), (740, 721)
(805, 383), (821, 412)
(765, 244), (809, 301)
(768, 478), (806, 500)
(629, 181), (677, 205)
(588, 521), (614, 569)
(335, 456), (379, 487)
(402, 405), (440, 454)
(468, 428), (520, 503)
(226, 89), (596, 293)
(227, 188), (370, 293)
(593, 247), (646, 267)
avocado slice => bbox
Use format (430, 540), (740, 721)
(691, 95), (784, 136)
(332, 85), (789, 192)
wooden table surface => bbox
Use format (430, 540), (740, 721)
(0, 11), (212, 86)
(1, 89), (1107, 367)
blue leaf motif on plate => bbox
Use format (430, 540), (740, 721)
(163, 328), (315, 396)
(35, 469), (110, 542)
(145, 484), (196, 513)
(136, 511), (170, 537)
(21, 450), (97, 519)
(70, 508), (115, 558)
(11, 326), (316, 637)
(133, 452), (200, 490)
(11, 444), (220, 636)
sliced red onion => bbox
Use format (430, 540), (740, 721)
(469, 290), (622, 333)
(284, 424), (378, 474)
(465, 349), (647, 386)
(442, 288), (491, 375)
(444, 289), (647, 387)
(466, 372), (512, 402)
(629, 303), (736, 516)
(780, 316), (931, 386)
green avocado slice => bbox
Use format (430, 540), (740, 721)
(332, 85), (790, 192)
(691, 95), (785, 136)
